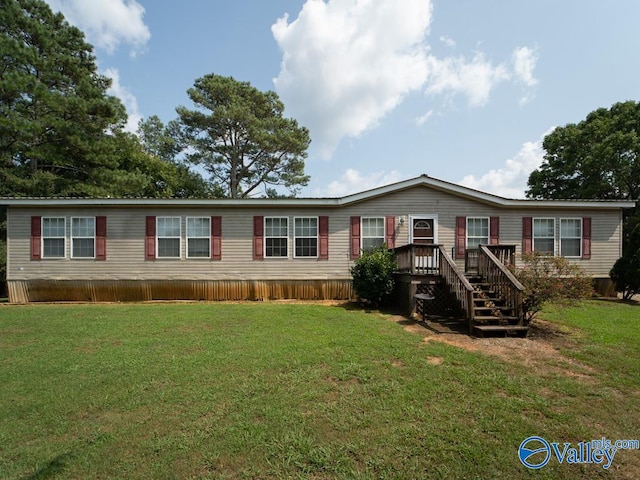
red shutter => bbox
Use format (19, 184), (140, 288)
(95, 216), (107, 261)
(522, 217), (532, 254)
(253, 216), (264, 260)
(211, 216), (222, 260)
(31, 216), (42, 260)
(350, 216), (361, 260)
(318, 216), (329, 260)
(582, 217), (591, 259)
(145, 216), (156, 260)
(490, 216), (500, 245)
(455, 216), (466, 258)
(385, 216), (396, 249)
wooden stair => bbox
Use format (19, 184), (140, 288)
(466, 275), (528, 337)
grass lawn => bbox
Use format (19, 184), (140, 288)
(0, 300), (639, 479)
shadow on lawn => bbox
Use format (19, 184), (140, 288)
(596, 297), (640, 306)
(26, 452), (73, 480)
(338, 300), (470, 335)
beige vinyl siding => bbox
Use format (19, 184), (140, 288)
(495, 207), (622, 276)
(9, 206), (350, 281)
(6, 185), (624, 281)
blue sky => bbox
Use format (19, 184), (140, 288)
(45, 0), (640, 198)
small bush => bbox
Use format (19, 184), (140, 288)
(610, 224), (640, 300)
(350, 246), (397, 307)
(513, 252), (593, 322)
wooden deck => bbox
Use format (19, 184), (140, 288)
(393, 244), (527, 336)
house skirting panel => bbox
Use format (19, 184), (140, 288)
(7, 279), (354, 303)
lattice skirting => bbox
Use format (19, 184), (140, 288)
(414, 281), (465, 318)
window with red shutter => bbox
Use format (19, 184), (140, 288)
(385, 216), (396, 249)
(31, 216), (42, 260)
(145, 216), (156, 260)
(455, 216), (466, 258)
(318, 216), (329, 260)
(211, 216), (222, 260)
(350, 216), (361, 259)
(253, 216), (264, 260)
(95, 216), (107, 261)
(522, 217), (532, 254)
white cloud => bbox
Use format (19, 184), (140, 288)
(513, 46), (539, 87)
(439, 35), (456, 48)
(315, 168), (405, 197)
(513, 46), (539, 105)
(273, 1), (540, 159)
(458, 127), (554, 198)
(103, 68), (141, 133)
(45, 0), (150, 56)
(415, 109), (434, 126)
(425, 51), (510, 107)
(273, 0), (433, 159)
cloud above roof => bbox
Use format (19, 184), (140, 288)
(458, 127), (554, 199)
(272, 0), (539, 158)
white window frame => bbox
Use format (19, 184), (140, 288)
(533, 218), (556, 255)
(361, 217), (385, 251)
(156, 216), (182, 259)
(42, 217), (66, 258)
(264, 216), (289, 258)
(71, 217), (96, 259)
(293, 217), (318, 258)
(466, 217), (489, 249)
(560, 218), (582, 258)
(186, 217), (211, 259)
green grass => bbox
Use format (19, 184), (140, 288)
(0, 301), (638, 479)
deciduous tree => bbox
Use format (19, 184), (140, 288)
(527, 101), (640, 202)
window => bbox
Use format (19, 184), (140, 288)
(294, 217), (318, 257)
(71, 217), (95, 258)
(560, 218), (582, 257)
(42, 217), (66, 258)
(157, 217), (181, 258)
(361, 217), (385, 251)
(466, 217), (489, 249)
(187, 217), (210, 258)
(533, 218), (555, 254)
(265, 217), (288, 257)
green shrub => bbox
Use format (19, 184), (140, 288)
(350, 246), (397, 307)
(610, 223), (640, 300)
(513, 252), (593, 322)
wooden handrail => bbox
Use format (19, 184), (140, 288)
(484, 244), (516, 268)
(438, 246), (475, 325)
(478, 245), (524, 322)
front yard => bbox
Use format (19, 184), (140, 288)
(0, 301), (638, 479)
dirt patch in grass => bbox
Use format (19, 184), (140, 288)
(389, 315), (598, 382)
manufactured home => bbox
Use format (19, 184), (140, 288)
(2, 175), (634, 331)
